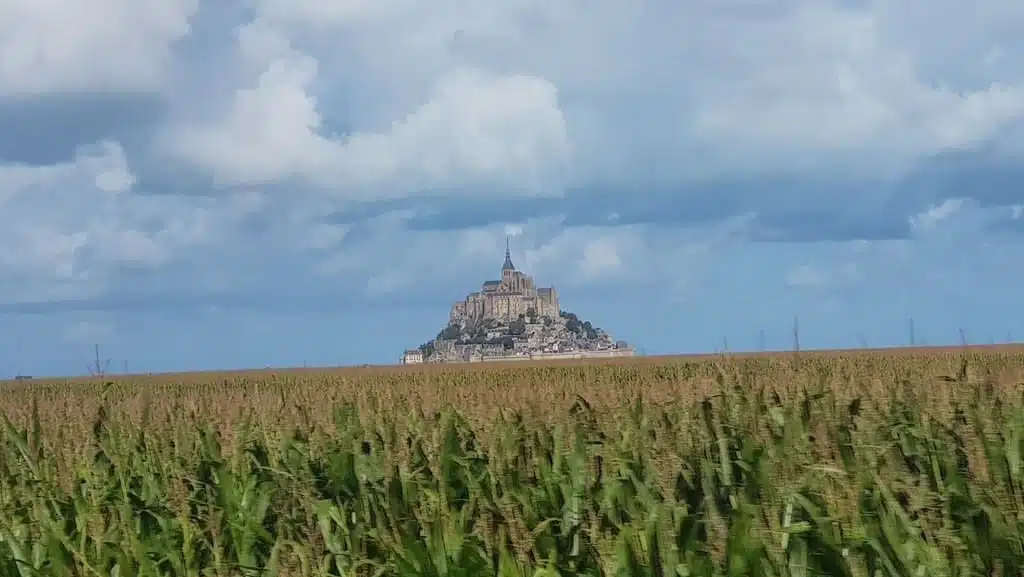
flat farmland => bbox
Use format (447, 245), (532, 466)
(11, 342), (1024, 386)
(1, 345), (1023, 575)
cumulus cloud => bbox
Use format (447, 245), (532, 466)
(298, 211), (752, 308)
(0, 140), (263, 305)
(166, 21), (570, 198)
(5, 0), (1024, 372)
(689, 6), (1024, 170)
(224, 0), (1024, 183)
(0, 0), (198, 95)
(909, 198), (966, 232)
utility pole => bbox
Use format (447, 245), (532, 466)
(791, 315), (802, 369)
(908, 317), (916, 346)
(792, 315), (801, 353)
(758, 328), (765, 352)
(87, 344), (110, 378)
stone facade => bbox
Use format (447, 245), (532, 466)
(400, 349), (424, 364)
(450, 240), (559, 324)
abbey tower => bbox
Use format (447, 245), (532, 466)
(449, 238), (559, 324)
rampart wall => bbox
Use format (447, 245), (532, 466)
(466, 348), (636, 363)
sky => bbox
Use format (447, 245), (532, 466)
(3, 0), (1024, 377)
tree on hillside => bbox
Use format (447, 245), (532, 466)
(438, 325), (461, 341)
(419, 341), (436, 358)
(566, 317), (581, 333)
(509, 320), (526, 335)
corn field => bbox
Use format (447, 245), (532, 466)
(1, 350), (1023, 576)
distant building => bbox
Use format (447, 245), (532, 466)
(403, 235), (636, 364)
(449, 238), (559, 324)
(400, 349), (424, 365)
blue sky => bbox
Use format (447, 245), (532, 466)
(3, 0), (1024, 376)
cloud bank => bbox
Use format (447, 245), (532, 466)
(3, 0), (1024, 375)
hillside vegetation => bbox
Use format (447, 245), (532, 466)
(1, 349), (1023, 575)
(418, 310), (610, 360)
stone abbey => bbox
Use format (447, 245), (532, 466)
(449, 239), (560, 324)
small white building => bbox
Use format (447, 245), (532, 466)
(400, 349), (424, 364)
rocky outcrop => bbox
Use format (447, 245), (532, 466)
(414, 310), (631, 363)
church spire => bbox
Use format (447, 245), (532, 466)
(502, 236), (515, 271)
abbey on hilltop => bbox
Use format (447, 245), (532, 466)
(401, 238), (635, 364)
(448, 238), (559, 324)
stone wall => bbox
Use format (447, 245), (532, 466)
(451, 289), (558, 324)
(466, 348), (636, 363)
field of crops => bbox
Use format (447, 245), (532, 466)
(1, 347), (1023, 576)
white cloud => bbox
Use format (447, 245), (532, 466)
(0, 140), (260, 304)
(909, 198), (966, 232)
(170, 47), (331, 186)
(256, 0), (413, 27)
(302, 223), (349, 250)
(688, 5), (1024, 170)
(210, 0), (1024, 185)
(579, 238), (623, 279)
(336, 68), (570, 195)
(167, 21), (570, 197)
(0, 0), (198, 95)
(5, 0), (1024, 317)
(520, 226), (637, 282)
(304, 212), (747, 302)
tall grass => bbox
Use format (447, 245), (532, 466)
(0, 351), (1023, 575)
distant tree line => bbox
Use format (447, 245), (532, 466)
(559, 310), (600, 340)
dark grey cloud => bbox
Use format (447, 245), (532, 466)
(0, 284), (445, 316)
(308, 168), (998, 246)
(892, 147), (1024, 210)
(750, 210), (909, 243)
(0, 94), (162, 165)
(987, 213), (1024, 235)
(315, 174), (919, 244)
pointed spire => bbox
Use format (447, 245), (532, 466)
(502, 235), (515, 271)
